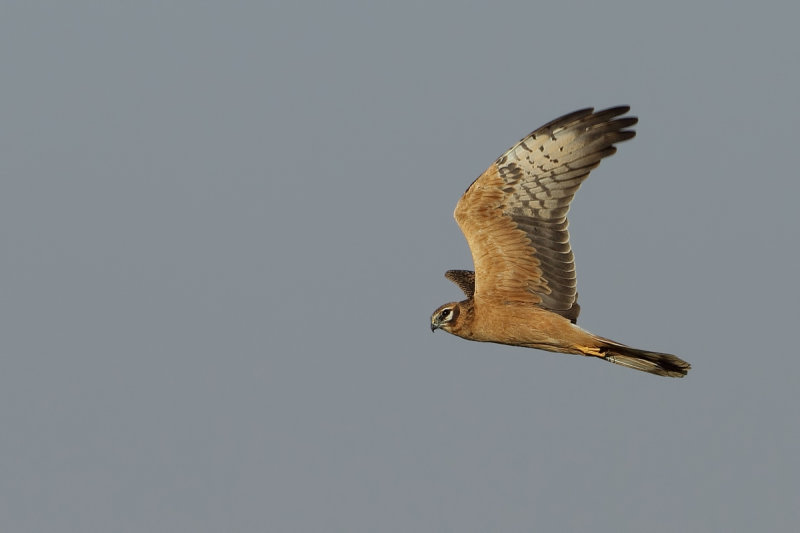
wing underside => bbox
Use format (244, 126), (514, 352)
(454, 107), (637, 320)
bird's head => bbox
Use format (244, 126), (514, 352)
(430, 302), (461, 333)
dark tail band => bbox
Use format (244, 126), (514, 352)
(598, 339), (691, 378)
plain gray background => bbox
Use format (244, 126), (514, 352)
(2, 1), (799, 532)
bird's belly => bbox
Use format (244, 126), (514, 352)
(471, 305), (589, 355)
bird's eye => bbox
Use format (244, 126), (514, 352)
(441, 309), (451, 319)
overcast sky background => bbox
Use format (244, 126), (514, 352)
(2, 1), (799, 532)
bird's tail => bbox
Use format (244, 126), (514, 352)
(591, 337), (691, 378)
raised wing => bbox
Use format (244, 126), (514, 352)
(454, 107), (637, 319)
(445, 269), (475, 298)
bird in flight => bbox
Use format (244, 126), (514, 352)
(430, 107), (690, 377)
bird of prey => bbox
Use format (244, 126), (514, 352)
(430, 107), (690, 377)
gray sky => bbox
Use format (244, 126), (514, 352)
(2, 1), (799, 532)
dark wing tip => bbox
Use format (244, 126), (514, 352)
(444, 270), (476, 298)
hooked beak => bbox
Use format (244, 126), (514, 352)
(430, 322), (438, 332)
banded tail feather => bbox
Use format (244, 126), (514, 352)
(595, 338), (690, 378)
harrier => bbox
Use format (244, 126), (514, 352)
(430, 107), (690, 377)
